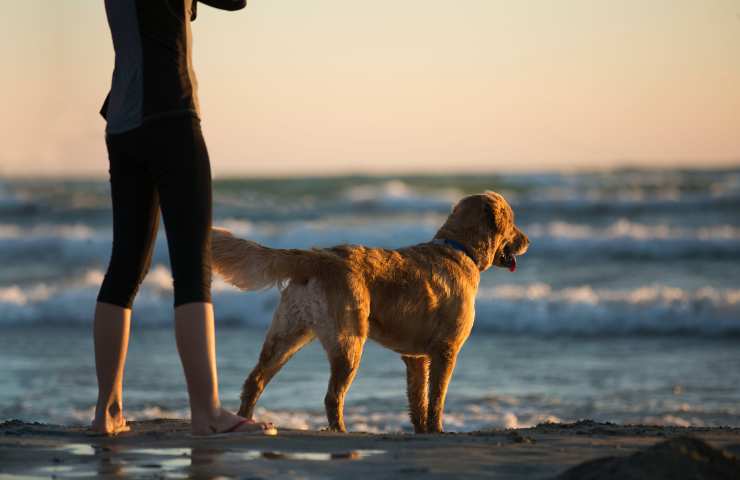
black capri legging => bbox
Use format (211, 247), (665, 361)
(97, 115), (212, 308)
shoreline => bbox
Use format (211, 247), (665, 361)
(1, 420), (739, 479)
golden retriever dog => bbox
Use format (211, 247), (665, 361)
(210, 191), (529, 433)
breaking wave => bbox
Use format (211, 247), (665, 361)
(2, 269), (738, 335)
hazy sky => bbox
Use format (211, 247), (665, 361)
(1, 0), (739, 177)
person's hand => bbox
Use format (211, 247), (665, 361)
(191, 0), (246, 21)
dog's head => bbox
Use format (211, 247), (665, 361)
(435, 191), (529, 272)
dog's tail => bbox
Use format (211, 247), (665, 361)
(210, 227), (329, 291)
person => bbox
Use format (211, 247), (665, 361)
(92, 0), (275, 436)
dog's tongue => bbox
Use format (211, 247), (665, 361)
(508, 256), (517, 272)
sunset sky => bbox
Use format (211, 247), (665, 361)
(1, 0), (739, 177)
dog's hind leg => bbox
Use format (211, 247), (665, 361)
(426, 348), (459, 433)
(319, 334), (366, 432)
(238, 304), (314, 418)
(402, 355), (430, 433)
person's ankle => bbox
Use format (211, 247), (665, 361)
(95, 399), (123, 419)
(190, 405), (221, 430)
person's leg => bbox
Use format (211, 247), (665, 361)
(153, 117), (275, 435)
(91, 303), (132, 434)
(92, 131), (160, 435)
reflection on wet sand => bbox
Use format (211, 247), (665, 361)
(190, 447), (229, 479)
(248, 449), (385, 461)
(31, 440), (385, 479)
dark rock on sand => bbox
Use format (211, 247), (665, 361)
(508, 431), (536, 444)
(556, 436), (740, 480)
(0, 419), (68, 437)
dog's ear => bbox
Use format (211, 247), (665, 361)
(482, 191), (513, 235)
(483, 202), (497, 231)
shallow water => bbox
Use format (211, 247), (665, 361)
(1, 327), (739, 431)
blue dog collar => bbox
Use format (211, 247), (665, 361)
(431, 238), (477, 265)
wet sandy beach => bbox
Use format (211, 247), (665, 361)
(1, 420), (739, 479)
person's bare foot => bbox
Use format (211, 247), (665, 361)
(90, 404), (130, 436)
(191, 408), (277, 436)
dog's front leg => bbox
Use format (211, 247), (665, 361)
(402, 355), (429, 433)
(426, 349), (459, 433)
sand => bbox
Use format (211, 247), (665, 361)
(1, 419), (738, 479)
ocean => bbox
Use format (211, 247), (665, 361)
(1, 169), (739, 432)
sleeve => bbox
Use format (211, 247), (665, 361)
(197, 0), (247, 11)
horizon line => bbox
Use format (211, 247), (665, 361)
(1, 162), (739, 181)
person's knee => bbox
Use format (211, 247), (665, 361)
(172, 265), (212, 307)
(96, 262), (150, 309)
(97, 276), (141, 309)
